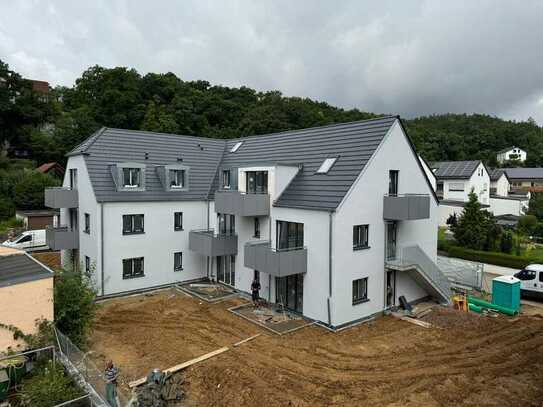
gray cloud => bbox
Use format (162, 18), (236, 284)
(1, 0), (542, 123)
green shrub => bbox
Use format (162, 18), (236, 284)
(447, 246), (538, 269)
(54, 269), (97, 347)
(18, 360), (84, 406)
(0, 216), (23, 233)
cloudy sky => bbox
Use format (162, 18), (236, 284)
(2, 0), (543, 123)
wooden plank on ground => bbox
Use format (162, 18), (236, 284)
(129, 346), (230, 388)
(233, 334), (261, 347)
(400, 316), (432, 328)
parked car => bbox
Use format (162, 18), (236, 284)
(2, 229), (46, 250)
(514, 264), (543, 300)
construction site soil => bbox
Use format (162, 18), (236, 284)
(90, 289), (543, 406)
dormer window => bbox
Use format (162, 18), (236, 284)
(170, 169), (186, 189)
(123, 168), (141, 188)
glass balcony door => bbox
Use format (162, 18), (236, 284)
(275, 274), (303, 313)
(276, 221), (304, 250)
(386, 221), (397, 260)
(246, 171), (268, 194)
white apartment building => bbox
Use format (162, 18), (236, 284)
(44, 116), (450, 328)
(496, 146), (527, 164)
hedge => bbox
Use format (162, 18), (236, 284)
(446, 246), (540, 269)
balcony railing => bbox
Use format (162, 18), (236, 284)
(383, 194), (430, 221)
(214, 190), (270, 216)
(46, 225), (79, 250)
(189, 229), (238, 257)
(45, 187), (79, 209)
(244, 240), (307, 277)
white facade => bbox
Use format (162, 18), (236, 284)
(436, 162), (490, 205)
(489, 196), (529, 217)
(490, 173), (510, 197)
(57, 119), (443, 327)
(497, 147), (527, 164)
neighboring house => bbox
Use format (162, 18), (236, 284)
(0, 246), (54, 352)
(496, 146), (526, 164)
(37, 162), (65, 178)
(504, 168), (543, 192)
(489, 168), (510, 197)
(16, 209), (59, 230)
(44, 116), (450, 329)
(430, 161), (490, 226)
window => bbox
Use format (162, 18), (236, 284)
(218, 213), (235, 235)
(18, 235), (32, 243)
(122, 214), (144, 234)
(449, 182), (465, 192)
(352, 278), (368, 305)
(174, 252), (183, 271)
(353, 225), (369, 250)
(69, 168), (78, 190)
(276, 221), (303, 250)
(540, 272), (543, 283)
(169, 169), (186, 188)
(222, 170), (231, 189)
(515, 269), (536, 281)
(85, 256), (91, 275)
(174, 212), (183, 231)
(246, 171), (268, 193)
(122, 257), (144, 279)
(230, 141), (243, 153)
(316, 157), (337, 174)
(254, 270), (260, 284)
(122, 167), (141, 187)
(84, 213), (90, 234)
(389, 170), (399, 195)
(254, 217), (260, 238)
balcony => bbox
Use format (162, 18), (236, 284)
(244, 241), (307, 278)
(189, 229), (238, 257)
(45, 187), (78, 209)
(383, 194), (430, 221)
(46, 226), (79, 250)
(214, 190), (270, 216)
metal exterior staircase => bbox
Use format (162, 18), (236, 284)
(386, 245), (451, 305)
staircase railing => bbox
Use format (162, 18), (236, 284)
(397, 245), (451, 303)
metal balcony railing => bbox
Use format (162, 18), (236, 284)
(189, 229), (238, 256)
(215, 190), (270, 216)
(244, 240), (307, 277)
(383, 193), (430, 221)
(44, 187), (78, 209)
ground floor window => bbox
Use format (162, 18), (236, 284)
(174, 252), (183, 271)
(123, 257), (144, 279)
(217, 255), (235, 286)
(254, 270), (260, 284)
(84, 255), (91, 275)
(352, 277), (368, 305)
(275, 274), (303, 313)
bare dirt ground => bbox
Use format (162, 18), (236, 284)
(31, 250), (60, 269)
(89, 289), (543, 406)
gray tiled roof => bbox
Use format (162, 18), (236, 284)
(73, 128), (226, 202)
(504, 167), (543, 180)
(488, 168), (506, 181)
(68, 116), (428, 210)
(221, 116), (398, 210)
(430, 160), (481, 179)
(0, 252), (53, 287)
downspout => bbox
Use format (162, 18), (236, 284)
(100, 203), (105, 296)
(207, 200), (210, 279)
(327, 211), (333, 326)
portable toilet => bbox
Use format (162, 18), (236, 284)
(492, 275), (521, 312)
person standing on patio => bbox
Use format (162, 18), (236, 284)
(251, 277), (261, 308)
(105, 360), (121, 407)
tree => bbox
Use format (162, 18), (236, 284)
(527, 193), (543, 220)
(452, 191), (495, 250)
(54, 269), (97, 347)
(12, 170), (60, 210)
(500, 231), (514, 253)
(519, 214), (538, 235)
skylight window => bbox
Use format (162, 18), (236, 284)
(230, 141), (243, 153)
(316, 157), (337, 174)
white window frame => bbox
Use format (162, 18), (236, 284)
(123, 167), (141, 188)
(316, 157), (338, 174)
(169, 169), (186, 189)
(352, 277), (368, 305)
(230, 141), (243, 153)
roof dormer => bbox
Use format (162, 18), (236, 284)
(110, 162), (146, 192)
(156, 164), (190, 192)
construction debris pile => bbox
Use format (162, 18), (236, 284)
(253, 307), (301, 324)
(134, 369), (184, 406)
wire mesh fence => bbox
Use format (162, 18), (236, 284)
(437, 255), (484, 290)
(55, 328), (132, 407)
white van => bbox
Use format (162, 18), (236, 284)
(2, 229), (46, 250)
(514, 264), (543, 300)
